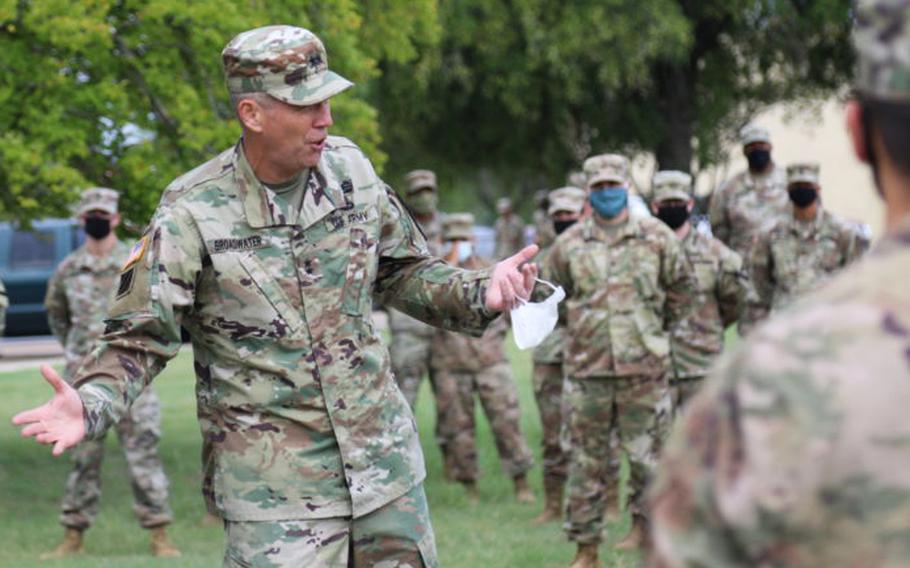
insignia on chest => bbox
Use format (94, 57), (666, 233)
(207, 235), (268, 254)
(325, 207), (376, 232)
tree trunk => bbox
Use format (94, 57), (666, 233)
(654, 60), (696, 173)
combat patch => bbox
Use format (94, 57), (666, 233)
(116, 267), (136, 298)
(122, 236), (149, 272)
(207, 235), (268, 254)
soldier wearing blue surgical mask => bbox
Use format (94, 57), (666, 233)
(544, 153), (697, 565)
(430, 213), (536, 504)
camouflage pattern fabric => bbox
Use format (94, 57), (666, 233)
(45, 241), (173, 530)
(670, 229), (747, 380)
(0, 278), (7, 336)
(648, 216), (910, 568)
(565, 374), (671, 544)
(708, 164), (789, 261)
(742, 207), (865, 332)
(534, 208), (556, 248)
(532, 362), (569, 487)
(224, 484), (437, 567)
(494, 214), (525, 260)
(854, 0), (910, 100)
(430, 255), (534, 483)
(544, 214), (696, 379)
(77, 187), (119, 216)
(73, 137), (498, 522)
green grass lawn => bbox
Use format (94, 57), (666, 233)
(1, 342), (641, 567)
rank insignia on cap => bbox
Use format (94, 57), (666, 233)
(122, 235), (149, 272)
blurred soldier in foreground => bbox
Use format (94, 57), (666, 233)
(650, 172), (747, 410)
(494, 197), (526, 259)
(709, 124), (789, 261)
(0, 277), (7, 336)
(546, 154), (694, 567)
(648, 2), (910, 565)
(530, 186), (586, 524)
(12, 25), (538, 567)
(430, 213), (535, 503)
(741, 162), (865, 333)
(42, 188), (179, 558)
(388, 169), (444, 409)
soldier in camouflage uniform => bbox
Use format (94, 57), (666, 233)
(40, 188), (179, 559)
(546, 154), (694, 567)
(530, 186), (586, 524)
(741, 162), (865, 333)
(708, 124), (789, 262)
(649, 4), (910, 565)
(388, 170), (444, 409)
(13, 26), (539, 568)
(430, 213), (536, 503)
(533, 189), (557, 248)
(494, 197), (526, 259)
(649, 171), (747, 410)
(0, 277), (7, 336)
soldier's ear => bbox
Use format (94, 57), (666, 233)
(237, 99), (266, 133)
(846, 101), (869, 164)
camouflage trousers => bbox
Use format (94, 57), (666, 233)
(390, 331), (433, 409)
(222, 484), (437, 568)
(532, 362), (569, 486)
(564, 374), (671, 544)
(434, 363), (534, 483)
(59, 388), (173, 530)
(670, 376), (705, 417)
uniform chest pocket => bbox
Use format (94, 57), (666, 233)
(817, 237), (844, 272)
(692, 259), (717, 296)
(342, 226), (378, 317)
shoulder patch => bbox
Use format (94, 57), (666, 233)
(122, 236), (149, 272)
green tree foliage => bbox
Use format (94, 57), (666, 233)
(0, 0), (438, 227)
(374, 0), (853, 214)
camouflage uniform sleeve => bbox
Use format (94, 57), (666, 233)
(374, 187), (496, 337)
(715, 247), (748, 328)
(542, 238), (573, 324)
(740, 232), (773, 335)
(44, 266), (71, 344)
(708, 183), (730, 246)
(842, 223), (866, 266)
(660, 232), (696, 331)
(73, 205), (202, 439)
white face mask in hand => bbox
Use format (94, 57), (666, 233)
(511, 279), (565, 350)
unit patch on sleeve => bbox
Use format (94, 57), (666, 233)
(121, 235), (149, 272)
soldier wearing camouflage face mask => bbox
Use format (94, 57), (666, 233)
(13, 25), (540, 567)
(649, 2), (910, 566)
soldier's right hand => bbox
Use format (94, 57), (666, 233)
(12, 365), (85, 456)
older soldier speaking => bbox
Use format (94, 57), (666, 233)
(648, 1), (910, 566)
(13, 26), (537, 567)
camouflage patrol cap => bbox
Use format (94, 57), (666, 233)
(404, 169), (437, 195)
(77, 187), (119, 216)
(442, 213), (475, 241)
(786, 162), (821, 185)
(496, 197), (513, 214)
(739, 123), (771, 146)
(222, 25), (353, 106)
(854, 0), (910, 100)
(547, 186), (587, 216)
(583, 153), (629, 188)
(652, 170), (693, 203)
(567, 170), (587, 189)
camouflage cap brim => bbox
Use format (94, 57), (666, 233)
(788, 175), (819, 186)
(653, 189), (691, 203)
(77, 203), (117, 216)
(444, 228), (474, 241)
(266, 69), (354, 106)
(588, 171), (626, 188)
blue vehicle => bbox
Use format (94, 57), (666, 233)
(0, 219), (85, 336)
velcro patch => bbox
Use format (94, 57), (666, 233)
(207, 235), (268, 254)
(122, 236), (149, 272)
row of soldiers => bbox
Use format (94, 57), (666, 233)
(389, 119), (869, 567)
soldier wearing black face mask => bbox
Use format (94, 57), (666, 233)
(651, 171), (747, 412)
(741, 162), (866, 334)
(708, 124), (790, 263)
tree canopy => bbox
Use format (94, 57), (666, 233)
(0, 0), (438, 227)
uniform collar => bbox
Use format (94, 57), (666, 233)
(233, 140), (344, 230)
(582, 211), (640, 242)
(787, 205), (827, 237)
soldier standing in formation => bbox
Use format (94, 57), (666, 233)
(430, 213), (536, 503)
(40, 188), (179, 558)
(13, 25), (538, 567)
(545, 153), (695, 567)
(649, 1), (910, 565)
(649, 171), (747, 410)
(388, 169), (444, 409)
(494, 197), (526, 259)
(741, 162), (866, 333)
(709, 124), (790, 261)
(530, 186), (586, 524)
(533, 189), (557, 248)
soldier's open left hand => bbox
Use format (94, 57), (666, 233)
(12, 364), (86, 456)
(486, 245), (539, 312)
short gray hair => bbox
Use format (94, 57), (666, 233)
(230, 92), (275, 122)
